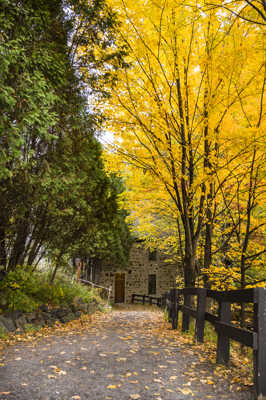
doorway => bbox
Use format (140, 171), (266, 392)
(115, 273), (125, 303)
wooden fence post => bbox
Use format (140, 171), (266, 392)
(195, 288), (207, 342)
(161, 293), (166, 308)
(216, 301), (231, 365)
(149, 296), (152, 305)
(182, 293), (191, 332)
(131, 294), (135, 304)
(167, 291), (172, 322)
(142, 295), (145, 305)
(172, 289), (178, 330)
(254, 288), (266, 400)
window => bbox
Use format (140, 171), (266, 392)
(148, 274), (156, 295)
(148, 249), (157, 261)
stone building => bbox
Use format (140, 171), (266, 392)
(99, 241), (177, 304)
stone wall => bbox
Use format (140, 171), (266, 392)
(99, 242), (177, 303)
(0, 299), (101, 335)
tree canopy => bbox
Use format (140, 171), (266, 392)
(0, 0), (132, 279)
(103, 0), (265, 289)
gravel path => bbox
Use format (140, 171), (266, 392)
(0, 308), (254, 400)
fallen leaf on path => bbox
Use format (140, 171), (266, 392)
(130, 394), (141, 399)
(178, 387), (194, 395)
(107, 385), (117, 389)
(57, 370), (66, 375)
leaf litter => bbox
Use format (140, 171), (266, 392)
(0, 306), (253, 399)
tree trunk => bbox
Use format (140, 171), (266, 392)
(8, 212), (30, 271)
(183, 251), (196, 288)
(50, 250), (64, 284)
(0, 226), (7, 269)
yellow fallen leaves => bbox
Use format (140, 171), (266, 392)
(178, 387), (194, 396)
(107, 384), (117, 389)
(48, 365), (67, 378)
(130, 395), (141, 399)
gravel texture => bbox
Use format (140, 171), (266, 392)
(0, 308), (254, 400)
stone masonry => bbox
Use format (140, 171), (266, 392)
(99, 242), (177, 303)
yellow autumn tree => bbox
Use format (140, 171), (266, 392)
(102, 0), (265, 288)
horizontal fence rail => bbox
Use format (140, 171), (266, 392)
(131, 293), (161, 306)
(132, 287), (266, 400)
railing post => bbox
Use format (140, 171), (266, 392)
(142, 295), (145, 305)
(161, 293), (166, 308)
(131, 294), (135, 304)
(182, 293), (191, 332)
(254, 287), (266, 400)
(195, 288), (207, 342)
(171, 288), (178, 329)
(149, 296), (152, 305)
(216, 301), (231, 365)
(166, 291), (171, 322)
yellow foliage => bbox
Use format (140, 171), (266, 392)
(99, 0), (265, 288)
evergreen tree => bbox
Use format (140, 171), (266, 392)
(0, 0), (131, 278)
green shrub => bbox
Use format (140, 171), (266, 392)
(0, 265), (102, 313)
(0, 266), (42, 312)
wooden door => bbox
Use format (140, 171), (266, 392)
(115, 273), (125, 303)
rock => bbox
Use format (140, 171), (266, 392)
(0, 316), (16, 332)
(60, 312), (75, 323)
(53, 307), (71, 320)
(88, 303), (99, 314)
(77, 303), (88, 313)
(0, 299), (99, 334)
(74, 311), (82, 318)
(14, 314), (27, 330)
(25, 312), (38, 323)
(40, 304), (49, 312)
(42, 312), (56, 327)
(33, 314), (46, 327)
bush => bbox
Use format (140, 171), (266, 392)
(0, 266), (102, 313)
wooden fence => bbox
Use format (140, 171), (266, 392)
(132, 288), (266, 400)
(131, 293), (161, 306)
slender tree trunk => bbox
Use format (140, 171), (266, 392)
(8, 212), (30, 271)
(0, 226), (7, 269)
(183, 237), (197, 287)
(50, 250), (64, 284)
